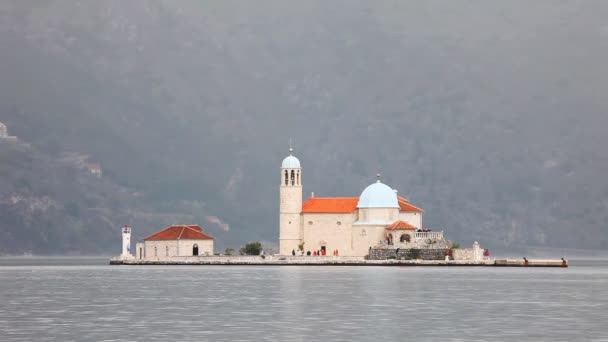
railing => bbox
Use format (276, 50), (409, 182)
(415, 231), (443, 240)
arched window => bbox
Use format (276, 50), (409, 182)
(154, 246), (158, 257)
(296, 171), (300, 185)
(165, 245), (169, 256)
(284, 170), (288, 186)
(400, 234), (411, 243)
(139, 247), (143, 259)
(290, 170), (295, 185)
(193, 244), (199, 256)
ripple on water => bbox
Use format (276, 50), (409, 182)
(0, 262), (607, 341)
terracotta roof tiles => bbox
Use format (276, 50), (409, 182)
(302, 197), (359, 213)
(144, 224), (214, 241)
(386, 220), (417, 230)
(398, 196), (423, 212)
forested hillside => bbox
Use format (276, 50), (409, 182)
(0, 1), (607, 254)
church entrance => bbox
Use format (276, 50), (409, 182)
(319, 241), (327, 256)
(193, 244), (199, 256)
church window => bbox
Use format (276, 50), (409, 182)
(297, 171), (300, 185)
(154, 246), (158, 257)
(193, 244), (199, 256)
(165, 246), (169, 257)
(308, 221), (313, 225)
(284, 170), (288, 186)
(290, 170), (295, 185)
(400, 234), (411, 243)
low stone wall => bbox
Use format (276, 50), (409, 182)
(368, 248), (447, 260)
(452, 247), (485, 261)
(452, 248), (475, 261)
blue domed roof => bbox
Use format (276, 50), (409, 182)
(281, 155), (301, 168)
(357, 180), (399, 208)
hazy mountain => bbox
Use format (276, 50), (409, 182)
(0, 1), (607, 254)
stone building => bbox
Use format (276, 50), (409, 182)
(135, 224), (214, 260)
(84, 163), (103, 178)
(279, 149), (446, 257)
(0, 122), (17, 141)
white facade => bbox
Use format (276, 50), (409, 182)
(137, 239), (214, 261)
(133, 224), (215, 261)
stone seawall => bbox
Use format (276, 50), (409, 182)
(110, 255), (568, 267)
(368, 248), (446, 260)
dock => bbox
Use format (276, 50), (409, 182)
(110, 256), (568, 267)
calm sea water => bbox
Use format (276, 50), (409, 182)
(0, 258), (607, 342)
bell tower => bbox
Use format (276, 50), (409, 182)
(279, 147), (303, 255)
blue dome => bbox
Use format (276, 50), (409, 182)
(357, 181), (399, 208)
(281, 155), (301, 168)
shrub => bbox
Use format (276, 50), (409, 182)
(451, 243), (461, 249)
(225, 248), (234, 256)
(239, 242), (263, 255)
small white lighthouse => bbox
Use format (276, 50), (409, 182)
(121, 225), (133, 258)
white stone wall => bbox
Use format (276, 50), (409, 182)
(351, 224), (388, 256)
(300, 212), (389, 257)
(142, 239), (214, 261)
(135, 242), (145, 259)
(452, 243), (485, 261)
(301, 213), (354, 255)
(357, 207), (399, 224)
(178, 239), (214, 256)
(398, 212), (422, 229)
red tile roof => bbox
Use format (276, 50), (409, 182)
(302, 197), (359, 213)
(386, 220), (417, 230)
(144, 224), (214, 241)
(398, 196), (423, 212)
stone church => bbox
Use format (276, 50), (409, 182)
(280, 148), (444, 256)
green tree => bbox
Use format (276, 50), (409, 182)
(239, 242), (262, 255)
(224, 248), (234, 256)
